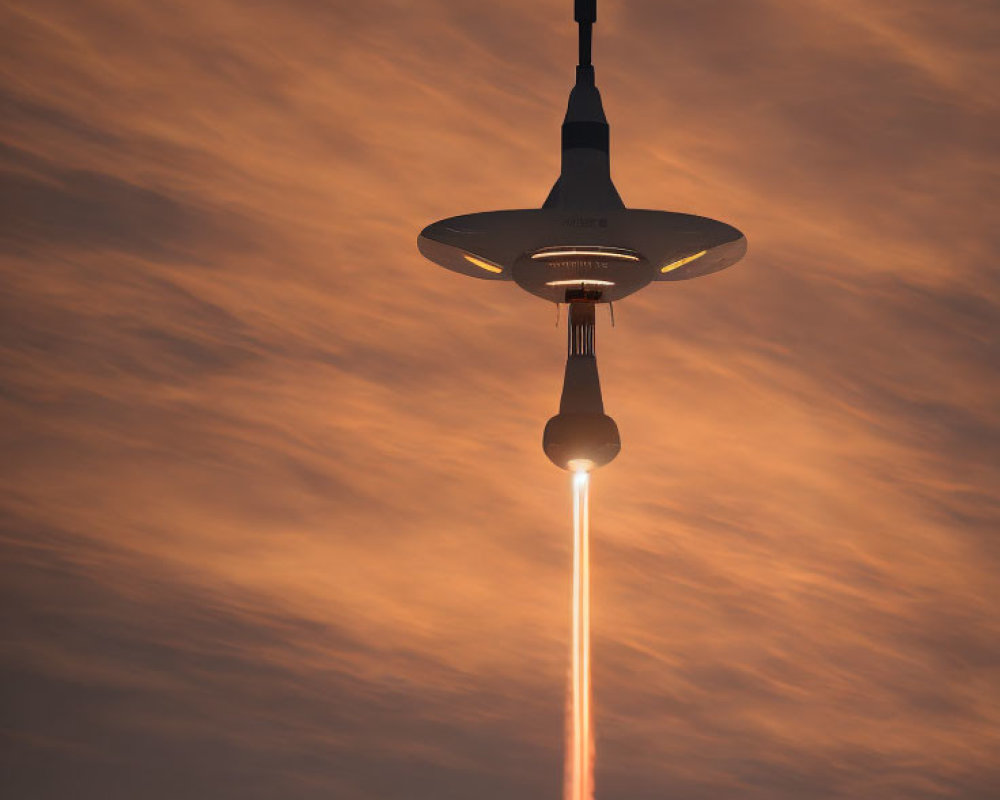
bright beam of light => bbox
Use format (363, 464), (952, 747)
(566, 468), (593, 800)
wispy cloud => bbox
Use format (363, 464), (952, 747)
(1, 1), (997, 798)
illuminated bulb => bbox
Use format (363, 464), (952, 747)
(568, 458), (594, 474)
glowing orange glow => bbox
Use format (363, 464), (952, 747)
(660, 249), (707, 273)
(566, 468), (593, 800)
(463, 254), (503, 273)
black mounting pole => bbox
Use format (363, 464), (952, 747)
(575, 0), (597, 67)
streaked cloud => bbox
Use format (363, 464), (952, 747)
(1, 1), (997, 797)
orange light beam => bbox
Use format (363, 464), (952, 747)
(567, 468), (594, 800)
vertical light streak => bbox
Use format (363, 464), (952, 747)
(566, 469), (593, 800)
(582, 468), (592, 800)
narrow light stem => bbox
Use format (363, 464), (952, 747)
(567, 469), (593, 800)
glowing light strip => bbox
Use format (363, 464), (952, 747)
(463, 254), (503, 274)
(546, 279), (615, 287)
(532, 249), (639, 261)
(567, 468), (593, 800)
(660, 249), (707, 273)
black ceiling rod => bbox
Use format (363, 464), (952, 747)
(575, 0), (597, 67)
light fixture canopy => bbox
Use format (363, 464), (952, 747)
(417, 0), (747, 470)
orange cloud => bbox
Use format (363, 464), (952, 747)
(1, 1), (998, 798)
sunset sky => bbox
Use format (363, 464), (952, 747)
(2, 1), (998, 797)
